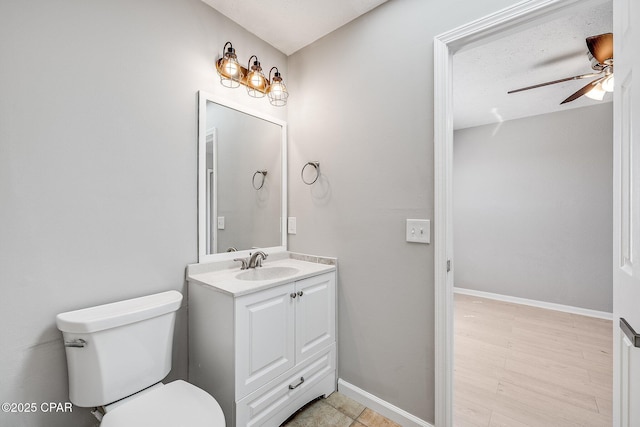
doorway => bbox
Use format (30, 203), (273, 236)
(433, 0), (614, 425)
(452, 102), (613, 427)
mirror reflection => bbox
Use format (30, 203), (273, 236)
(199, 94), (286, 258)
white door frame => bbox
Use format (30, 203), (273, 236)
(432, 0), (609, 425)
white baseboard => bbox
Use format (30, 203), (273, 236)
(453, 287), (613, 320)
(337, 378), (433, 427)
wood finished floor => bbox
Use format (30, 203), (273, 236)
(454, 293), (613, 427)
(281, 392), (400, 427)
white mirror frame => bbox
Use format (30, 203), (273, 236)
(197, 90), (288, 263)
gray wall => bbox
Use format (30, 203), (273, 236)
(453, 103), (613, 312)
(0, 1), (286, 426)
(287, 0), (519, 422)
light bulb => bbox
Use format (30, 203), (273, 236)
(225, 61), (238, 76)
(250, 73), (263, 87)
(270, 82), (283, 96)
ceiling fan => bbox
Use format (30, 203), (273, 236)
(508, 33), (614, 104)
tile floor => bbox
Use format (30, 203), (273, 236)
(281, 392), (401, 427)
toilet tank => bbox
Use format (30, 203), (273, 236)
(56, 291), (183, 408)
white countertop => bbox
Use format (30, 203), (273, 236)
(186, 252), (336, 297)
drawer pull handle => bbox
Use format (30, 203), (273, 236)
(297, 291), (304, 297)
(288, 376), (305, 390)
(290, 293), (297, 299)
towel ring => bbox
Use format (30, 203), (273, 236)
(252, 170), (267, 190)
(301, 162), (320, 185)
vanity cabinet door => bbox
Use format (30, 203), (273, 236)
(235, 283), (296, 399)
(294, 273), (336, 362)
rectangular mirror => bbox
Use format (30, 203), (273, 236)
(198, 91), (287, 262)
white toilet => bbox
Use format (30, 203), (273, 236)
(56, 291), (225, 426)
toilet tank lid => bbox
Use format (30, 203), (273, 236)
(56, 291), (183, 334)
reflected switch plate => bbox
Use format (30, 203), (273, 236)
(406, 219), (430, 244)
(287, 217), (297, 234)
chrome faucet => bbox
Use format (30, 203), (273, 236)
(234, 257), (249, 270)
(248, 251), (268, 268)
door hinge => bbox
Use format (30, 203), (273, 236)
(446, 259), (451, 272)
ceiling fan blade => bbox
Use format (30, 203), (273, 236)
(586, 33), (613, 64)
(508, 72), (602, 94)
(560, 77), (605, 104)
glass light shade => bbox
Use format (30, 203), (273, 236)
(601, 74), (614, 92)
(585, 82), (606, 101)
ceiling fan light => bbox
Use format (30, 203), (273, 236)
(601, 75), (614, 92)
(585, 82), (606, 101)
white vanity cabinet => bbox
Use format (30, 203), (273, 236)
(188, 265), (336, 427)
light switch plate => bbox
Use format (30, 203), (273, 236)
(217, 216), (225, 230)
(287, 217), (297, 234)
(406, 219), (430, 244)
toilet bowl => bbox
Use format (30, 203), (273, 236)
(56, 291), (225, 426)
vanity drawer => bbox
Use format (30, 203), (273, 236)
(236, 344), (336, 427)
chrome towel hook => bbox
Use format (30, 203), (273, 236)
(301, 161), (320, 185)
(252, 170), (267, 190)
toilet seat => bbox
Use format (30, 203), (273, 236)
(100, 380), (225, 427)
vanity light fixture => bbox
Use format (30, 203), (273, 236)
(217, 42), (244, 88)
(246, 56), (267, 98)
(215, 42), (288, 106)
(267, 67), (289, 107)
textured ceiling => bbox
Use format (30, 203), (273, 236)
(453, 0), (612, 130)
(201, 0), (389, 56)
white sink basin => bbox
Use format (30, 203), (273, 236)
(236, 266), (300, 281)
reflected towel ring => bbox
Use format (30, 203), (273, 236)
(301, 161), (320, 185)
(252, 170), (267, 190)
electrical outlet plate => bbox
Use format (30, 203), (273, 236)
(406, 219), (430, 244)
(217, 216), (225, 230)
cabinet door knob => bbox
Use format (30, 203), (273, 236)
(297, 291), (304, 297)
(290, 293), (297, 299)
(288, 376), (305, 390)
